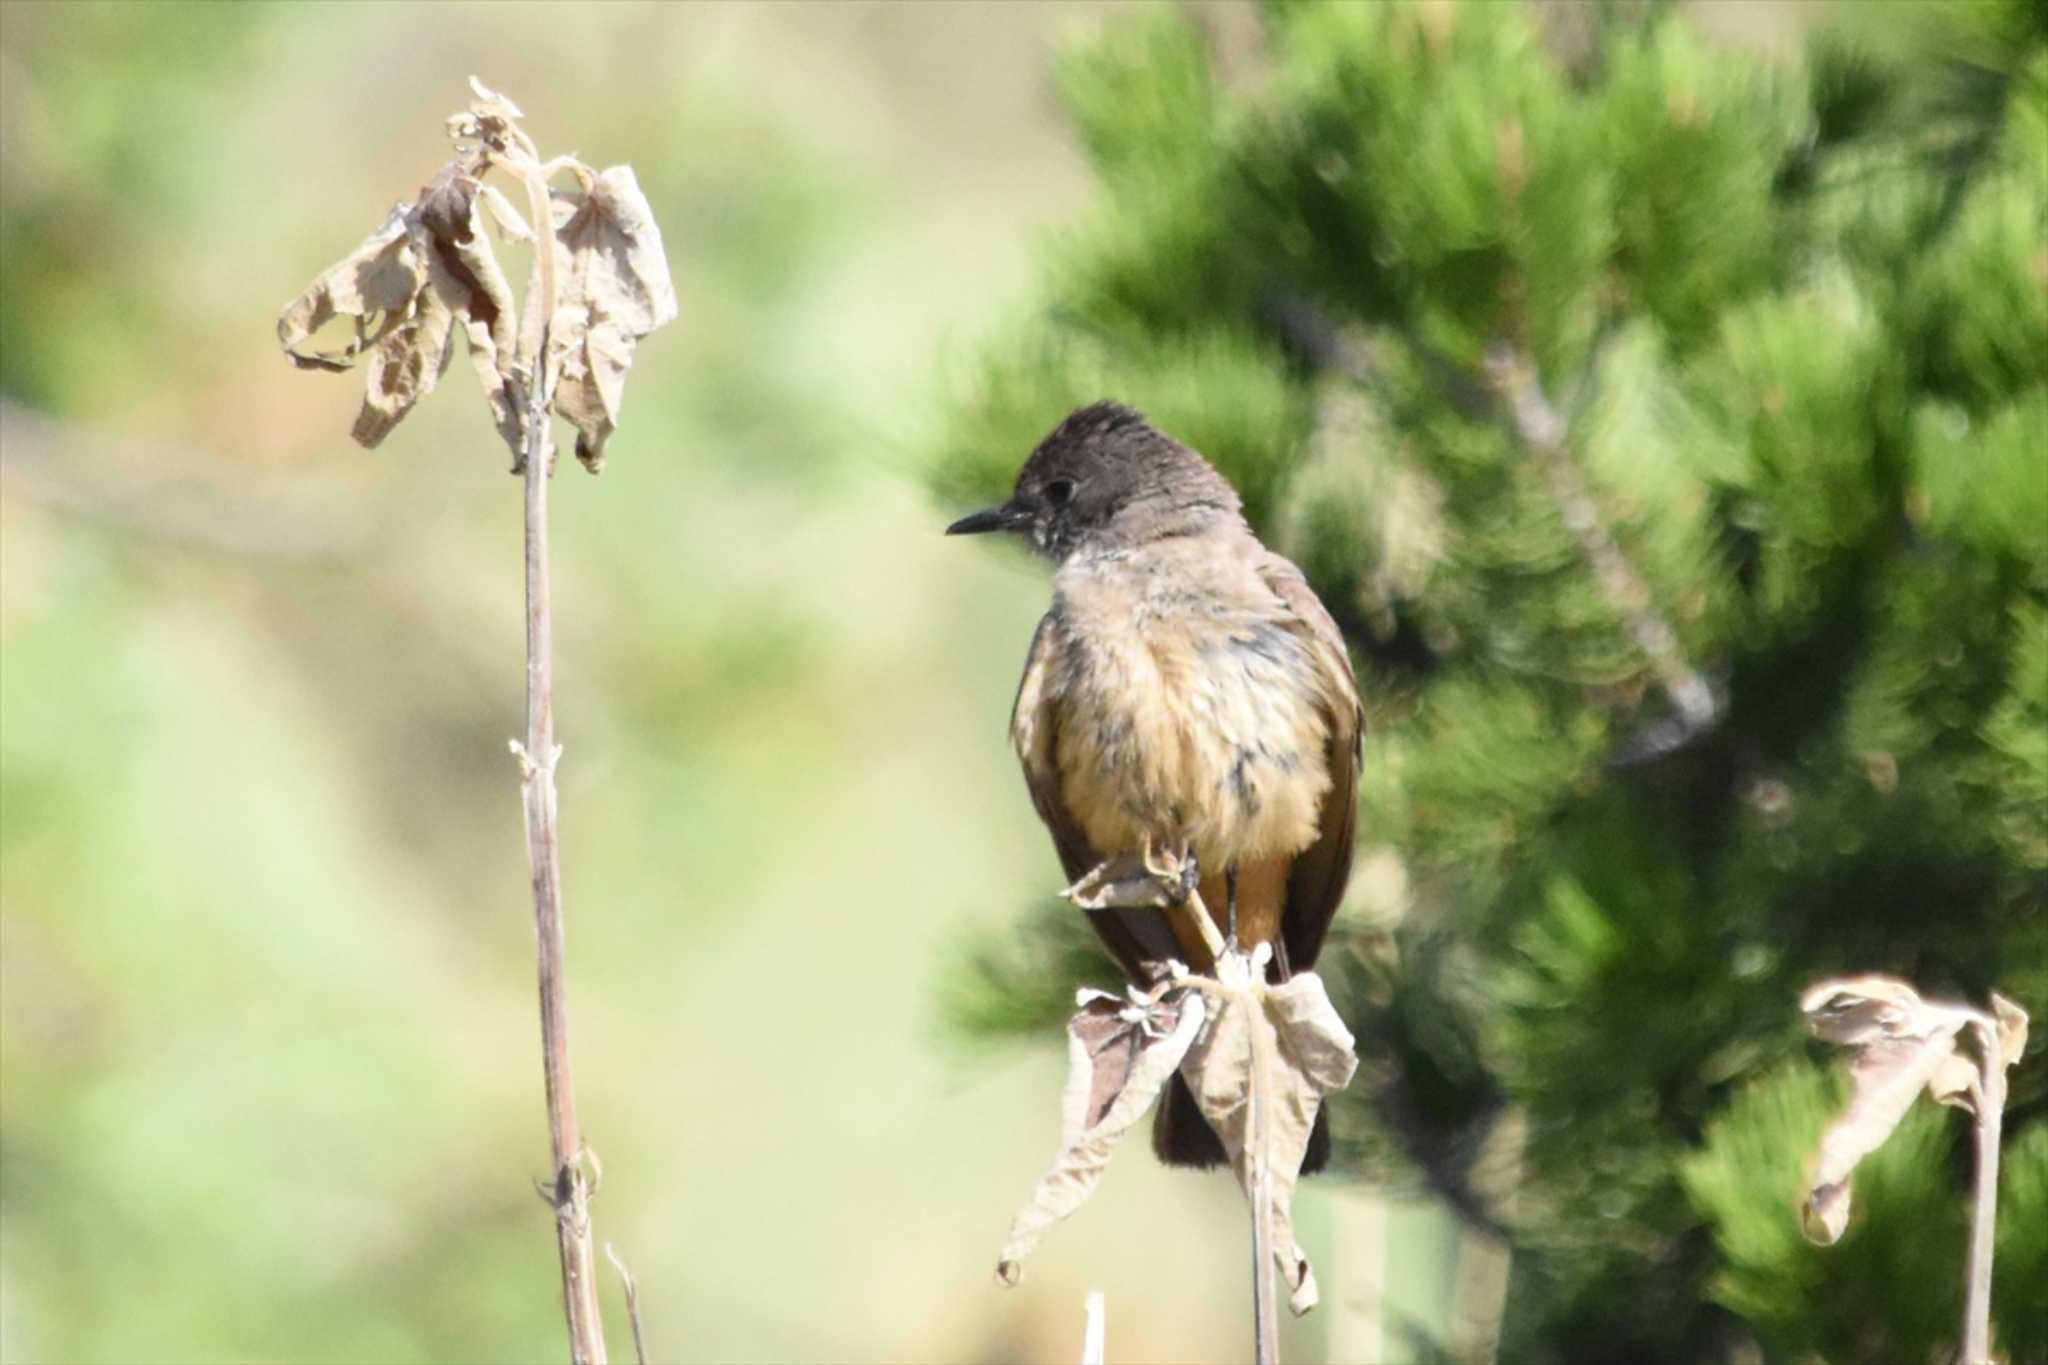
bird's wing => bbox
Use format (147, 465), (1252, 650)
(1258, 552), (1364, 972)
(1011, 611), (1182, 982)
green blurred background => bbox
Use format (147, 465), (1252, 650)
(0, 2), (1441, 1361)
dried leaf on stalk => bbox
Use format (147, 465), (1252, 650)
(1937, 992), (2036, 1115)
(352, 275), (455, 447)
(995, 985), (1206, 1287)
(279, 199), (463, 450)
(278, 164), (526, 454)
(538, 165), (679, 472)
(991, 944), (1361, 1319)
(1267, 969), (1363, 1096)
(478, 183), (534, 243)
(278, 205), (426, 375)
(1181, 956), (1358, 1314)
(1926, 1048), (1982, 1114)
(1990, 992), (2029, 1069)
(1802, 974), (1930, 1046)
(1798, 975), (1979, 1245)
(416, 164), (524, 460)
(281, 78), (676, 469)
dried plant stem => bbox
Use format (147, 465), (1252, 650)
(1246, 988), (1281, 1365)
(605, 1243), (649, 1365)
(1802, 980), (2027, 1360)
(1962, 1022), (2007, 1365)
(279, 79), (677, 1365)
(1181, 898), (1229, 967)
(1179, 886), (1280, 1363)
(508, 148), (608, 1365)
(517, 395), (607, 1365)
(1079, 1291), (1106, 1365)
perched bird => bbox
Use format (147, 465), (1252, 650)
(949, 402), (1362, 1171)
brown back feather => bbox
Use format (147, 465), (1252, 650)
(1257, 553), (1364, 973)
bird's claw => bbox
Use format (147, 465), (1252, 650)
(1139, 836), (1199, 906)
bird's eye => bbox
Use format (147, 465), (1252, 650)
(1045, 478), (1076, 507)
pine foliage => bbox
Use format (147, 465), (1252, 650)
(934, 3), (2047, 1360)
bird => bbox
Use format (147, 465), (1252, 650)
(948, 401), (1362, 1171)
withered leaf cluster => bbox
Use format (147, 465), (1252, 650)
(1799, 974), (2028, 1245)
(278, 79), (676, 473)
(995, 944), (1357, 1318)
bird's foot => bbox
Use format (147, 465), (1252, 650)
(1139, 836), (1199, 906)
(1062, 855), (1177, 911)
(1061, 840), (1199, 912)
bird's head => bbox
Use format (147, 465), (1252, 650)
(945, 401), (1243, 562)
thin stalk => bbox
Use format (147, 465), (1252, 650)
(509, 148), (608, 1365)
(1183, 912), (1280, 1363)
(1177, 883), (1230, 966)
(1243, 955), (1280, 1365)
(1079, 1291), (1106, 1365)
(606, 1243), (649, 1365)
(1961, 1024), (2006, 1365)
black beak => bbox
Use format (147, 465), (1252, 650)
(945, 500), (1028, 536)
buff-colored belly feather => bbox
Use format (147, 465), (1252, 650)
(1050, 612), (1332, 873)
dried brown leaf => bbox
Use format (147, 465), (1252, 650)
(1800, 974), (1928, 1046)
(1804, 1029), (1960, 1243)
(478, 183), (534, 243)
(280, 160), (531, 455)
(1939, 993), (2034, 1116)
(278, 199), (482, 450)
(415, 165), (525, 461)
(1181, 956), (1356, 1314)
(1268, 971), (1362, 1096)
(277, 204), (426, 375)
(1991, 992), (2029, 1069)
(284, 79), (677, 469)
(1066, 990), (1151, 1136)
(1928, 1051), (1982, 1114)
(991, 952), (1359, 1317)
(1802, 1178), (1851, 1246)
(538, 165), (678, 472)
(1799, 975), (1977, 1244)
(352, 282), (455, 447)
(995, 986), (1206, 1287)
